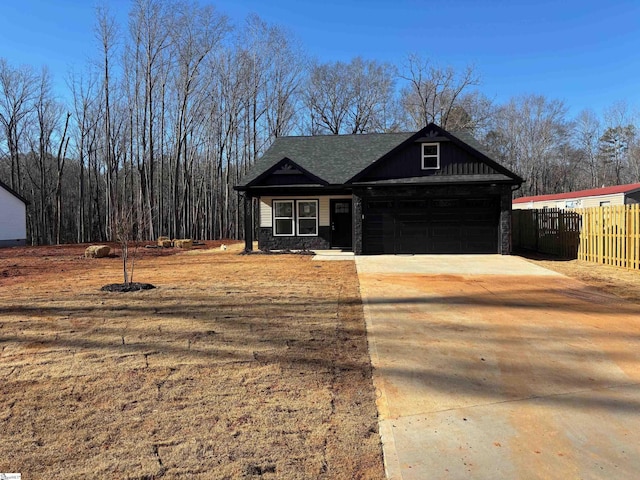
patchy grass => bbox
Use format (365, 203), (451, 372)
(0, 243), (384, 479)
(520, 255), (640, 304)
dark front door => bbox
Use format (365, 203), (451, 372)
(330, 199), (352, 249)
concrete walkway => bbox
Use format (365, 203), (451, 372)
(311, 250), (355, 261)
(356, 255), (640, 479)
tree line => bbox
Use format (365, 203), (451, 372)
(1, 0), (639, 245)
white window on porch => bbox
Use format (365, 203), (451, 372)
(273, 200), (294, 236)
(297, 200), (318, 236)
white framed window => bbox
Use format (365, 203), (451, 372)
(421, 143), (440, 170)
(273, 200), (295, 236)
(297, 200), (318, 236)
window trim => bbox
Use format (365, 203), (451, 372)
(272, 199), (319, 237)
(296, 200), (319, 237)
(273, 199), (295, 236)
(421, 142), (440, 170)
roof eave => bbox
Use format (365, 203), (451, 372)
(0, 179), (29, 204)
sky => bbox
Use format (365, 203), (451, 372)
(0, 0), (638, 118)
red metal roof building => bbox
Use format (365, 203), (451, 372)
(513, 183), (640, 209)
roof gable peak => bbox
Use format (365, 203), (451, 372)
(244, 157), (329, 188)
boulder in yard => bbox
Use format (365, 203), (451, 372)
(174, 239), (193, 249)
(157, 236), (173, 248)
(85, 245), (110, 258)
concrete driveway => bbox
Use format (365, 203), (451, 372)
(356, 255), (640, 479)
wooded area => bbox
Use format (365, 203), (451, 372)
(1, 0), (640, 245)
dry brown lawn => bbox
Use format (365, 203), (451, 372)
(520, 255), (640, 304)
(0, 242), (384, 479)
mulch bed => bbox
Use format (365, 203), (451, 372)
(100, 282), (156, 292)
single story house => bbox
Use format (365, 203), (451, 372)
(0, 179), (28, 247)
(513, 183), (640, 210)
(234, 124), (523, 255)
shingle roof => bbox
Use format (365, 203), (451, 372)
(238, 132), (415, 186)
(237, 124), (522, 188)
(513, 183), (640, 203)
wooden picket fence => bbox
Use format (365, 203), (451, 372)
(512, 205), (640, 270)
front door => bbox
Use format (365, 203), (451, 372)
(330, 199), (352, 249)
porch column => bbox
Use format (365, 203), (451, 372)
(352, 191), (363, 255)
(243, 193), (253, 252)
(500, 186), (512, 255)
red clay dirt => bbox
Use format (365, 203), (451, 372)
(0, 243), (385, 479)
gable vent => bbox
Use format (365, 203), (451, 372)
(414, 130), (449, 143)
(273, 163), (302, 175)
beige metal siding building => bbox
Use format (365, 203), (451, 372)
(513, 183), (640, 210)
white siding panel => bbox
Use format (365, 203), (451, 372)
(0, 186), (26, 241)
(581, 194), (625, 208)
(260, 197), (273, 227)
(319, 198), (330, 226)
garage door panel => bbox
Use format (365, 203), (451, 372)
(363, 212), (395, 254)
(397, 218), (429, 254)
(363, 196), (500, 254)
(431, 224), (463, 253)
(463, 225), (498, 253)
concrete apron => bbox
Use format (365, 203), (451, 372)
(356, 255), (640, 479)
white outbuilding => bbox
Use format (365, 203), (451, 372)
(0, 179), (27, 247)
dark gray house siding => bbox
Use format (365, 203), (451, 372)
(235, 124), (523, 255)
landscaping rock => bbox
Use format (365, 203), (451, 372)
(157, 236), (173, 248)
(85, 245), (110, 258)
(174, 239), (193, 249)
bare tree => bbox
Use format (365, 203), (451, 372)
(260, 21), (305, 139)
(399, 54), (485, 132)
(303, 57), (395, 135)
(96, 4), (120, 240)
(574, 109), (602, 187)
(347, 57), (396, 133)
(126, 0), (174, 240)
(0, 58), (37, 191)
(484, 94), (569, 196)
(69, 70), (100, 242)
(113, 204), (145, 285)
(599, 101), (636, 185)
(168, 2), (229, 238)
(304, 60), (351, 134)
(54, 111), (72, 244)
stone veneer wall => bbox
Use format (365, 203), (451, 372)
(499, 186), (513, 255)
(352, 195), (363, 255)
(258, 226), (331, 251)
